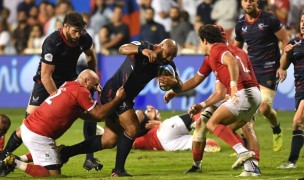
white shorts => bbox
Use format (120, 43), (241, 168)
(156, 116), (192, 151)
(221, 87), (261, 121)
(20, 124), (61, 167)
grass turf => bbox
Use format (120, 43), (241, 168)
(0, 109), (303, 179)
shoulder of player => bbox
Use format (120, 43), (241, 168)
(260, 10), (278, 20)
(130, 40), (154, 49)
(65, 81), (90, 93)
(44, 31), (61, 44)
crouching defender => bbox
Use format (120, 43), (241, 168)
(0, 70), (125, 177)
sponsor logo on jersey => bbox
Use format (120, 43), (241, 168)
(119, 102), (127, 109)
(131, 41), (141, 46)
(294, 39), (302, 45)
(32, 96), (39, 102)
(241, 26), (247, 33)
(44, 53), (53, 62)
(258, 23), (268, 30)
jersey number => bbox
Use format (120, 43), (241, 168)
(235, 56), (250, 73)
(45, 89), (62, 105)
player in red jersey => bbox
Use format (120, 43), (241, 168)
(0, 70), (125, 177)
(164, 25), (261, 176)
(166, 24), (261, 172)
(2, 12), (102, 170)
(192, 24), (261, 170)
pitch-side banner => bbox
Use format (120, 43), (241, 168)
(0, 55), (295, 110)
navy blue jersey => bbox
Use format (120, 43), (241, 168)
(33, 29), (93, 84)
(101, 41), (177, 113)
(287, 37), (304, 96)
(235, 10), (283, 90)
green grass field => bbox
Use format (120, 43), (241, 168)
(0, 109), (303, 180)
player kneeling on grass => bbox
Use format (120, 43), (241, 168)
(0, 70), (126, 177)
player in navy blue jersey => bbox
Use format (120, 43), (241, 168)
(0, 12), (102, 171)
(234, 0), (290, 152)
(276, 13), (304, 169)
(58, 39), (181, 177)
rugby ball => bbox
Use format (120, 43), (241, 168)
(157, 64), (176, 91)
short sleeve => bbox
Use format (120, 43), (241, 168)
(269, 13), (283, 33)
(41, 37), (58, 65)
(77, 88), (97, 111)
(234, 21), (244, 42)
(198, 57), (212, 77)
(79, 31), (93, 52)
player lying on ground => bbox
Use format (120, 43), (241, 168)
(133, 105), (220, 152)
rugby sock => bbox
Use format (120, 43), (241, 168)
(234, 133), (245, 146)
(271, 123), (281, 134)
(114, 132), (134, 171)
(252, 149), (260, 162)
(288, 130), (303, 163)
(83, 121), (97, 160)
(4, 131), (23, 153)
(192, 149), (203, 162)
(15, 159), (50, 177)
(19, 153), (33, 162)
(213, 125), (244, 150)
(61, 135), (102, 159)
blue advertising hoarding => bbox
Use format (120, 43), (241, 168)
(0, 54), (295, 110)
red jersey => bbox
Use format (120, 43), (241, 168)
(133, 128), (164, 150)
(24, 81), (97, 139)
(198, 43), (259, 94)
(0, 135), (5, 151)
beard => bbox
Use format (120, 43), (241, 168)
(66, 31), (79, 44)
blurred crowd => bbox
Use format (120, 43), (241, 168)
(0, 0), (302, 56)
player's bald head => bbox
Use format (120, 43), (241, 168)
(78, 69), (99, 81)
(78, 69), (102, 93)
(0, 114), (11, 137)
(161, 39), (178, 56)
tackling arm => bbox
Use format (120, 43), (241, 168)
(87, 86), (126, 120)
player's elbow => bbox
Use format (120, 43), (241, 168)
(41, 76), (51, 84)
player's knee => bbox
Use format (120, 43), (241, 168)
(102, 138), (117, 149)
(201, 107), (215, 123)
(259, 102), (271, 115)
(293, 117), (304, 130)
(206, 121), (215, 132)
(125, 125), (139, 138)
